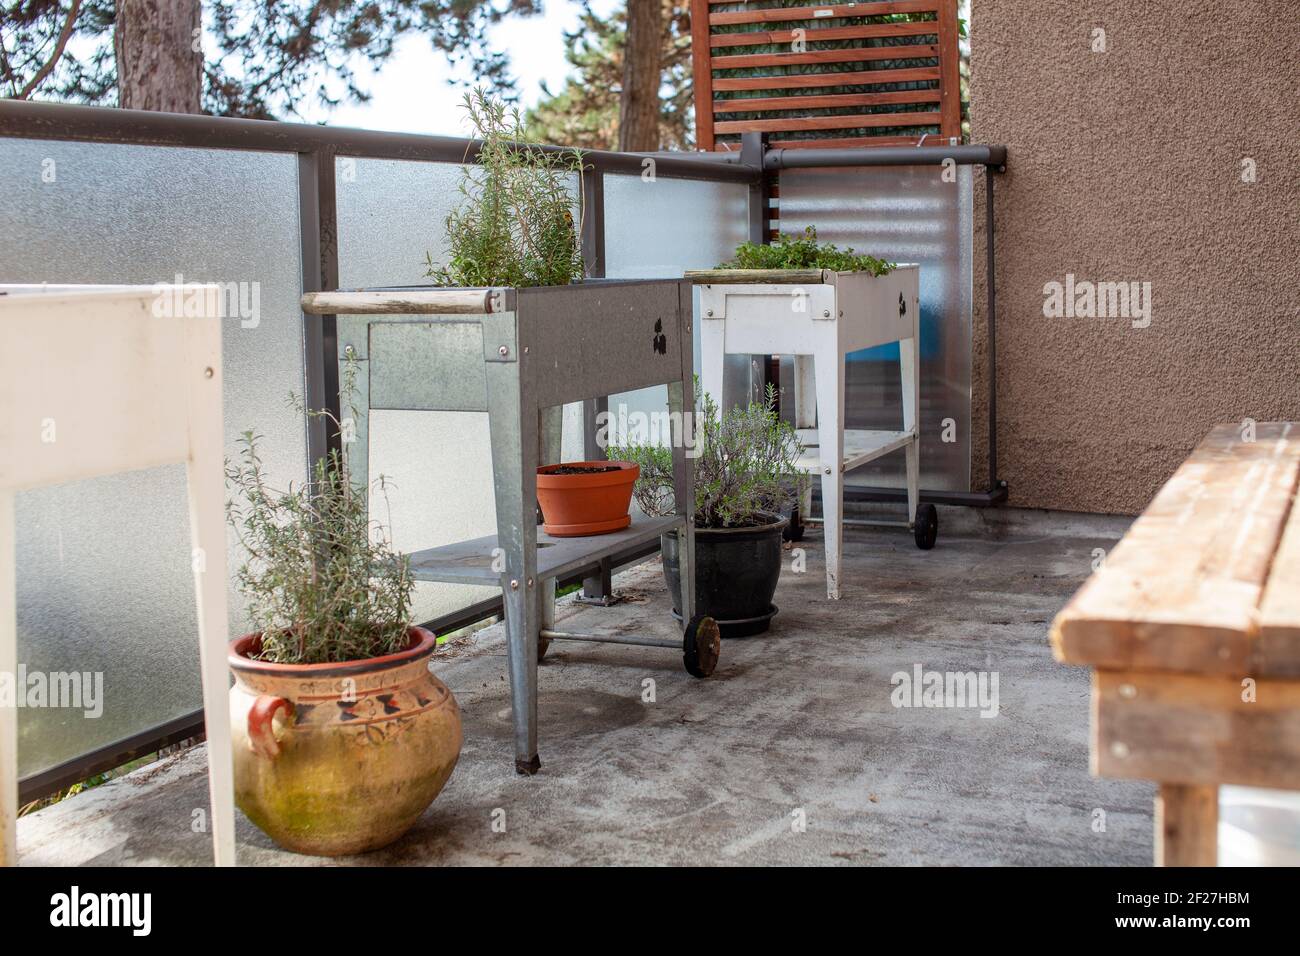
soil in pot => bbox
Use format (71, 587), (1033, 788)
(228, 627), (461, 856)
(661, 511), (788, 637)
(536, 460), (638, 536)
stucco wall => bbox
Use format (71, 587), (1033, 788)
(969, 0), (1299, 514)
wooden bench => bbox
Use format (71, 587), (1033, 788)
(1050, 422), (1300, 866)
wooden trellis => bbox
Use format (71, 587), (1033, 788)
(690, 0), (962, 151)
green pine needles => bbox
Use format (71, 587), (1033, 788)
(427, 89), (586, 288)
(720, 226), (894, 276)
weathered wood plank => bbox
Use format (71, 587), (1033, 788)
(1093, 670), (1300, 791)
(1052, 422), (1300, 676)
(1155, 783), (1218, 867)
(300, 289), (505, 316)
(1259, 489), (1300, 676)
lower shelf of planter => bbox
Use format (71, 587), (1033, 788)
(794, 427), (915, 474)
(406, 514), (686, 587)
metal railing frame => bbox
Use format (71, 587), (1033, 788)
(0, 100), (1005, 801)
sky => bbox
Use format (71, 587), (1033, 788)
(297, 1), (619, 138)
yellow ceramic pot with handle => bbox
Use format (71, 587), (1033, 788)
(228, 626), (461, 856)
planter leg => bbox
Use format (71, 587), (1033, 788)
(900, 333), (920, 527)
(815, 350), (844, 600)
(668, 380), (696, 621)
(485, 353), (541, 775)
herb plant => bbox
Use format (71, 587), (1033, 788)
(611, 385), (806, 529)
(426, 89), (586, 288)
(719, 226), (894, 276)
(226, 365), (414, 665)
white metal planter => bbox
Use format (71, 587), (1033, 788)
(693, 266), (932, 600)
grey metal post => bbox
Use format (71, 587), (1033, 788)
(579, 167), (615, 603)
(298, 148), (342, 472)
(741, 132), (771, 406)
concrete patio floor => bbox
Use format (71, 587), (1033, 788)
(19, 507), (1156, 866)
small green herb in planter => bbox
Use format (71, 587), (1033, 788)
(426, 88), (585, 288)
(226, 365), (414, 665)
(720, 226), (894, 277)
(611, 385), (806, 529)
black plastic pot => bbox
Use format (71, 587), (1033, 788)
(661, 512), (788, 637)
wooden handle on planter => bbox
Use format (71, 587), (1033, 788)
(247, 696), (293, 758)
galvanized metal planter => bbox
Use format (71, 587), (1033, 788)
(301, 279), (712, 775)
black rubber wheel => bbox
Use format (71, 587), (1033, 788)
(783, 503), (806, 543)
(682, 615), (722, 678)
(537, 635), (551, 662)
(914, 503), (938, 550)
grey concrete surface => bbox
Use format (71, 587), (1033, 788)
(19, 509), (1154, 866)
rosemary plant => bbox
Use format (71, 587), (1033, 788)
(427, 88), (586, 288)
(226, 365), (413, 665)
(720, 226), (894, 277)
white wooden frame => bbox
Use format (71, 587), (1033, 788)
(697, 266), (921, 599)
(0, 285), (234, 866)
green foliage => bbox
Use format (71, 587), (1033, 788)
(526, 0), (694, 151)
(720, 226), (894, 276)
(612, 384), (806, 529)
(226, 364), (414, 665)
(427, 89), (586, 288)
(1, 0), (540, 117)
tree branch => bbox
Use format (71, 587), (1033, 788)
(15, 0), (83, 99)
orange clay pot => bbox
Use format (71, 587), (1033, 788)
(536, 460), (639, 536)
(228, 627), (461, 856)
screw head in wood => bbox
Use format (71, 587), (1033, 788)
(1119, 683), (1137, 699)
(509, 579), (519, 590)
(498, 345), (509, 356)
(706, 309), (714, 317)
(822, 309), (830, 317)
(1110, 741), (1130, 759)
(203, 367), (214, 378)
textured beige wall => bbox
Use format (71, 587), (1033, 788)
(969, 0), (1299, 514)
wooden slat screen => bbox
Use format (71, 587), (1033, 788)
(690, 0), (962, 151)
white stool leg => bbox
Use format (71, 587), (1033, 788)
(793, 355), (817, 429)
(814, 348), (844, 600)
(0, 490), (17, 866)
(900, 334), (920, 527)
(699, 315), (727, 416)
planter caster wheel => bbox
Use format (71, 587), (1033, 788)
(682, 615), (721, 678)
(783, 504), (805, 542)
(914, 503), (938, 550)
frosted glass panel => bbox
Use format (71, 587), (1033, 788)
(603, 175), (747, 278)
(778, 165), (974, 492)
(603, 175), (752, 423)
(336, 158), (498, 622)
(0, 139), (307, 777)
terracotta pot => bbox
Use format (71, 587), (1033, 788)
(228, 627), (461, 856)
(536, 460), (639, 536)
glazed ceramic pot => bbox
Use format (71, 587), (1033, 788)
(536, 460), (639, 536)
(228, 627), (461, 856)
